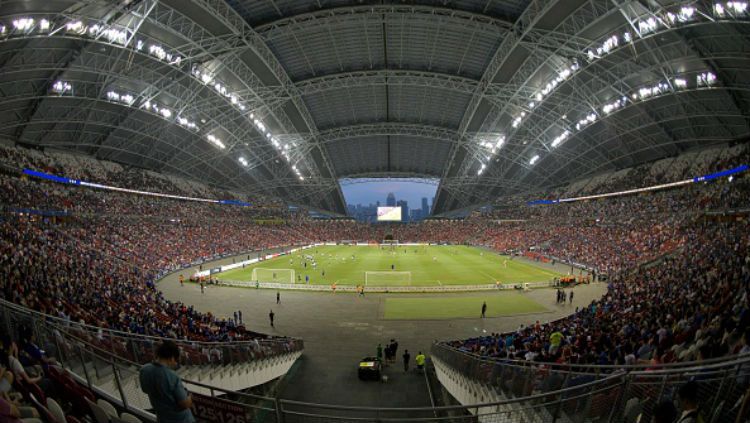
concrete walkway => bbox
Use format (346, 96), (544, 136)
(158, 254), (606, 408)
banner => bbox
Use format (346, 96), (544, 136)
(192, 392), (254, 423)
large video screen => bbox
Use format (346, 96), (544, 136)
(377, 206), (402, 222)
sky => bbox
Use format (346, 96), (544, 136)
(339, 178), (439, 210)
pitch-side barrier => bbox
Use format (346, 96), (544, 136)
(217, 280), (554, 293)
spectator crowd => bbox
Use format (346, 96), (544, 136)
(0, 143), (748, 369)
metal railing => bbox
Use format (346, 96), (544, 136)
(432, 342), (750, 422)
(0, 298), (303, 367)
(4, 296), (750, 422)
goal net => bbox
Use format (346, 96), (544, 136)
(365, 271), (412, 286)
(251, 268), (295, 283)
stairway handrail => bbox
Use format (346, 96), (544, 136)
(431, 341), (750, 375)
(0, 298), (300, 347)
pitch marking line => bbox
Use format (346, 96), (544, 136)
(477, 270), (496, 283)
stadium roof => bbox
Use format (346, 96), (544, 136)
(0, 0), (748, 214)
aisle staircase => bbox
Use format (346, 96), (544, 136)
(432, 355), (575, 423)
(63, 347), (302, 411)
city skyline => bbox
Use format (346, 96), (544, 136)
(340, 179), (438, 222)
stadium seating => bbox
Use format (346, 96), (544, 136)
(0, 142), (749, 420)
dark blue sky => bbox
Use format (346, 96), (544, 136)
(340, 178), (438, 209)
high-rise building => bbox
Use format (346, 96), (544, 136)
(422, 197), (429, 216)
(396, 200), (409, 222)
(386, 192), (396, 206)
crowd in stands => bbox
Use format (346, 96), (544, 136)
(0, 143), (286, 212)
(0, 142), (748, 365)
(445, 217), (750, 366)
(442, 146), (750, 370)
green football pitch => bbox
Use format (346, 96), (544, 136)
(382, 295), (549, 319)
(216, 245), (562, 287)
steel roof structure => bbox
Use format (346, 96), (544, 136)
(0, 0), (748, 214)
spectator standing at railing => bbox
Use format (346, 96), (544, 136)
(676, 381), (703, 423)
(139, 341), (194, 423)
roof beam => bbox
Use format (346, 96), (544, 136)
(295, 69), (479, 97)
(317, 122), (465, 145)
(189, 0), (345, 213)
(433, 0), (563, 214)
(495, 23), (750, 195)
(255, 5), (515, 41)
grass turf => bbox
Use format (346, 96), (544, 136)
(216, 245), (562, 287)
(382, 294), (548, 320)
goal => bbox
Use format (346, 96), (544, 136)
(365, 271), (412, 286)
(251, 268), (295, 283)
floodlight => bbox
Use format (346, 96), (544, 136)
(13, 18), (35, 31)
(67, 20), (87, 34)
(551, 130), (571, 148)
(206, 134), (225, 149)
(697, 72), (717, 86)
(51, 80), (71, 94)
(678, 6), (695, 21)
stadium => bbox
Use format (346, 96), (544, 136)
(0, 1), (748, 422)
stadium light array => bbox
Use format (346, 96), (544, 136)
(141, 100), (172, 119)
(715, 2), (749, 16)
(575, 113), (597, 131)
(66, 20), (86, 34)
(238, 156), (249, 167)
(477, 163), (487, 176)
(206, 134), (225, 150)
(102, 28), (127, 45)
(510, 71), (717, 169)
(0, 15), (320, 180)
(51, 80), (72, 94)
(12, 18), (35, 32)
(550, 130), (571, 148)
(106, 90), (134, 105)
(176, 116), (198, 131)
(475, 1), (745, 177)
(602, 97), (627, 115)
(697, 72), (718, 86)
